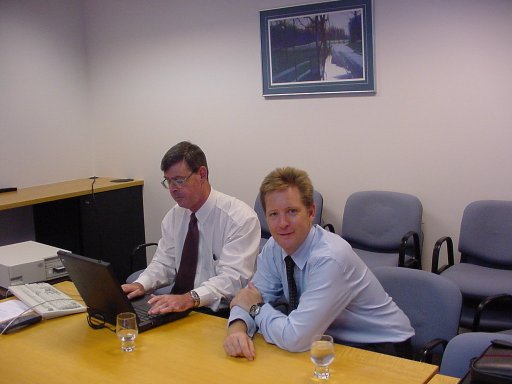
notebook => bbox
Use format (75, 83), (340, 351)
(57, 251), (189, 332)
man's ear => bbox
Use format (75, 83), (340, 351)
(308, 203), (316, 222)
(199, 165), (208, 180)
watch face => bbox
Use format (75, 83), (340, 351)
(250, 303), (262, 318)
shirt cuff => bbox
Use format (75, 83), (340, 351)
(193, 285), (217, 308)
(228, 305), (258, 337)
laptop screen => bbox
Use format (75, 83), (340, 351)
(57, 251), (136, 325)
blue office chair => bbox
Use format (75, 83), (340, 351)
(432, 200), (512, 331)
(373, 266), (462, 363)
(440, 331), (512, 378)
(255, 190), (324, 250)
(341, 191), (423, 270)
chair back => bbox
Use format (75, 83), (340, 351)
(255, 190), (324, 239)
(373, 267), (462, 357)
(459, 200), (512, 268)
(341, 191), (422, 251)
(440, 331), (512, 378)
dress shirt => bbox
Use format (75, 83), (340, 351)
(136, 188), (261, 311)
(229, 225), (415, 352)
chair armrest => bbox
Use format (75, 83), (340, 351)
(417, 338), (448, 363)
(472, 294), (512, 331)
(323, 223), (335, 233)
(398, 231), (421, 269)
(129, 242), (158, 273)
(431, 236), (454, 274)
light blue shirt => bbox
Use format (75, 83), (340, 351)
(229, 225), (414, 352)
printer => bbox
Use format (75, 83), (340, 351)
(0, 241), (68, 288)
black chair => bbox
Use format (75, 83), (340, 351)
(373, 266), (462, 364)
(432, 200), (512, 332)
(340, 191), (423, 270)
(126, 242), (172, 294)
(254, 190), (324, 250)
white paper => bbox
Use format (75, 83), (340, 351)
(0, 299), (31, 322)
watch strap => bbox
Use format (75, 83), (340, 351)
(190, 290), (200, 307)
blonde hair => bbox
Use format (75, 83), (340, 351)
(259, 167), (313, 213)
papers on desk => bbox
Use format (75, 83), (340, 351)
(0, 299), (31, 322)
(0, 299), (41, 334)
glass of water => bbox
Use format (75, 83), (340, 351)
(310, 334), (335, 380)
(116, 312), (138, 352)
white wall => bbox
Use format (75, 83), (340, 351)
(0, 0), (92, 186)
(2, 0), (512, 269)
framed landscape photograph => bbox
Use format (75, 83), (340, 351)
(260, 0), (374, 96)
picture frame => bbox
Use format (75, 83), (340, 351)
(260, 0), (374, 97)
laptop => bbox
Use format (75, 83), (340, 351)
(57, 250), (189, 332)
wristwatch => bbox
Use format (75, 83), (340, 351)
(190, 290), (200, 308)
(249, 302), (264, 318)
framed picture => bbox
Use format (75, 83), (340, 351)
(260, 0), (374, 96)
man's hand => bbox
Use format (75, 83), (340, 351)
(147, 293), (194, 314)
(223, 320), (256, 361)
(121, 282), (145, 300)
(230, 282), (263, 312)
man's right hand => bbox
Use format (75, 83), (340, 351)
(121, 282), (145, 299)
(223, 320), (255, 361)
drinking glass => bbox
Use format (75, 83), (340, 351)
(310, 334), (335, 380)
(116, 312), (138, 352)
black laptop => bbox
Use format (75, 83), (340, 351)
(57, 251), (189, 332)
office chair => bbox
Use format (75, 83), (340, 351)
(340, 191), (423, 270)
(439, 331), (512, 378)
(431, 200), (512, 332)
(254, 190), (324, 250)
(373, 266), (462, 364)
(126, 242), (172, 295)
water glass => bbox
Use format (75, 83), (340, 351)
(116, 312), (138, 352)
(310, 334), (335, 380)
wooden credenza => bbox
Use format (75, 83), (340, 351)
(0, 177), (147, 283)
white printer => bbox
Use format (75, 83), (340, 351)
(0, 241), (68, 288)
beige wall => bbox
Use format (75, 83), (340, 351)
(1, 0), (511, 269)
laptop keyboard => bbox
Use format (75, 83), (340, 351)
(132, 300), (158, 322)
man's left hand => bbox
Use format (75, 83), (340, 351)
(230, 282), (262, 312)
(147, 293), (194, 314)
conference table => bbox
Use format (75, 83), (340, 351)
(2, 282), (447, 383)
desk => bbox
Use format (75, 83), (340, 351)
(0, 178), (146, 282)
(2, 282), (438, 384)
(427, 374), (460, 384)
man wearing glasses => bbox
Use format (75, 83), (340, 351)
(122, 141), (261, 317)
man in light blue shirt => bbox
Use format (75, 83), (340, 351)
(223, 167), (414, 360)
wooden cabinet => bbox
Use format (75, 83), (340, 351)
(0, 178), (146, 282)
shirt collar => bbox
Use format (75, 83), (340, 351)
(189, 188), (217, 223)
(281, 225), (316, 270)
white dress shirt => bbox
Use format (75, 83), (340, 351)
(136, 189), (261, 311)
(229, 225), (415, 352)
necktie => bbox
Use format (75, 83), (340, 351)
(172, 213), (199, 294)
(285, 256), (298, 312)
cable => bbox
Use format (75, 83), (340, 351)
(86, 312), (116, 333)
(88, 177), (106, 261)
(1, 289), (86, 335)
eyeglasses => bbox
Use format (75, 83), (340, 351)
(161, 171), (195, 189)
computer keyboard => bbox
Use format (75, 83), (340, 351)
(8, 283), (86, 319)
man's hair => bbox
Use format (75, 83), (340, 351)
(160, 141), (208, 176)
(259, 167), (314, 213)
